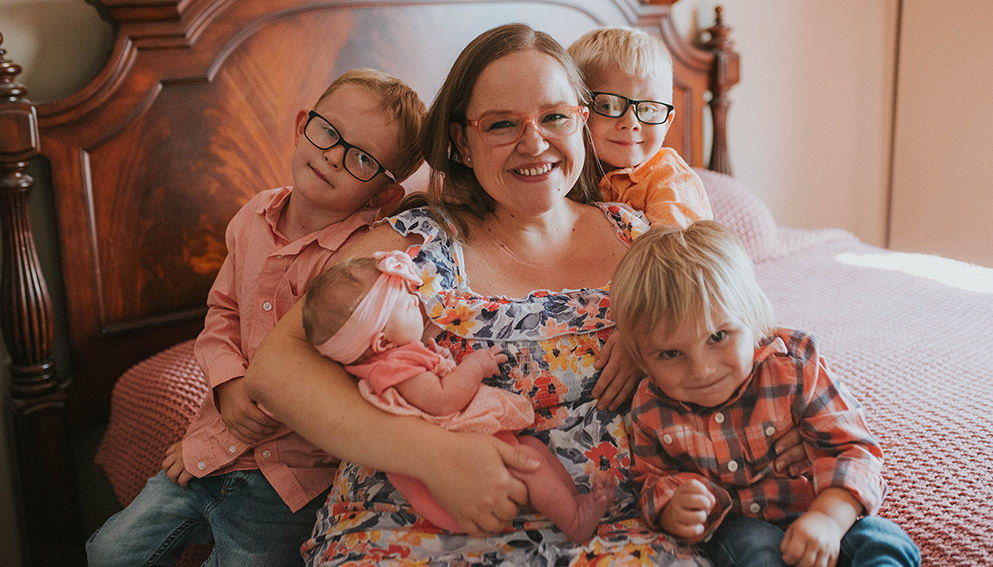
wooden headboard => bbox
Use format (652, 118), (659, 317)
(0, 0), (738, 564)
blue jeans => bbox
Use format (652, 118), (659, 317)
(700, 514), (921, 567)
(86, 469), (328, 567)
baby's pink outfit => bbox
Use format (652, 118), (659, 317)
(348, 341), (534, 434)
(346, 341), (534, 532)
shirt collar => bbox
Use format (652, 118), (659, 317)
(256, 186), (379, 254)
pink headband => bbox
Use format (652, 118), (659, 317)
(315, 250), (423, 364)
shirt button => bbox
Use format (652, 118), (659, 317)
(262, 301), (273, 311)
(714, 413), (725, 424)
(197, 461), (206, 470)
(749, 503), (761, 514)
(662, 434), (673, 445)
(228, 445), (237, 453)
(262, 450), (272, 459)
(765, 426), (776, 437)
(727, 460), (739, 472)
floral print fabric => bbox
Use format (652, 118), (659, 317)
(302, 205), (708, 567)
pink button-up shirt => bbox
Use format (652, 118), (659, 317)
(183, 186), (377, 512)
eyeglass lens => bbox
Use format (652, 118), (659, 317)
(472, 107), (583, 145)
(304, 112), (384, 182)
(591, 93), (672, 125)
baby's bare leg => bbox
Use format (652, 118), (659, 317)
(512, 435), (616, 543)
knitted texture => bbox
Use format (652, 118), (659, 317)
(95, 339), (207, 505)
(96, 171), (993, 566)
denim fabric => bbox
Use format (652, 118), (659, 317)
(700, 514), (920, 567)
(86, 469), (327, 567)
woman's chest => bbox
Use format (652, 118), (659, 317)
(460, 234), (627, 297)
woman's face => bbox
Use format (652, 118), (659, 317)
(453, 50), (586, 216)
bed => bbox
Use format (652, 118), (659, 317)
(0, 0), (989, 566)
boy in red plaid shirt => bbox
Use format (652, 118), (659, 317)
(611, 221), (919, 567)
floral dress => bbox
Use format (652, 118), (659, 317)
(301, 205), (710, 567)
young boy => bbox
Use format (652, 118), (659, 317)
(85, 69), (426, 567)
(611, 221), (920, 567)
(568, 26), (713, 228)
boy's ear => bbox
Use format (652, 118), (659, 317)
(368, 183), (405, 210)
(659, 108), (675, 142)
(293, 109), (310, 145)
(449, 122), (472, 167)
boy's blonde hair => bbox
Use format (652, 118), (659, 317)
(315, 69), (426, 182)
(568, 26), (674, 101)
(302, 257), (381, 347)
(611, 221), (774, 365)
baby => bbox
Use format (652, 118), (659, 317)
(301, 250), (616, 542)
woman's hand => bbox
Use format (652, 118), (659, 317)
(658, 479), (715, 539)
(774, 427), (812, 476)
(216, 377), (282, 445)
(162, 442), (194, 487)
(593, 330), (643, 411)
(421, 432), (539, 538)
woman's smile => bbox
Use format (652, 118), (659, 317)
(512, 162), (555, 177)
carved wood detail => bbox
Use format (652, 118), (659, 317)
(0, 33), (85, 567)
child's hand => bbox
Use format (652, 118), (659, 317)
(459, 345), (508, 378)
(216, 377), (282, 445)
(426, 337), (453, 359)
(593, 330), (643, 411)
(780, 510), (844, 567)
(658, 479), (715, 539)
(162, 442), (194, 487)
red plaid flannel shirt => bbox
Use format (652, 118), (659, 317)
(630, 328), (886, 541)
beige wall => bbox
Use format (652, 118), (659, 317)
(675, 0), (899, 249)
(889, 0), (993, 267)
(0, 0), (990, 564)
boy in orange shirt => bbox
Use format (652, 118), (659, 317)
(570, 27), (715, 408)
(569, 26), (713, 227)
(86, 69), (425, 567)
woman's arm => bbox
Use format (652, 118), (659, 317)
(243, 224), (536, 536)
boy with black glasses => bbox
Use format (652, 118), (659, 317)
(86, 69), (425, 567)
(569, 26), (713, 228)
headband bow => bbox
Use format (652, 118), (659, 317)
(315, 250), (423, 364)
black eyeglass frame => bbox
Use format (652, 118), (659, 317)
(304, 110), (396, 183)
(588, 92), (675, 125)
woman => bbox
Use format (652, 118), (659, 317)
(245, 23), (801, 566)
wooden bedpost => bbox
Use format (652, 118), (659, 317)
(0, 33), (85, 567)
(705, 6), (739, 176)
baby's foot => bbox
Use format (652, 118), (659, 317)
(561, 473), (617, 543)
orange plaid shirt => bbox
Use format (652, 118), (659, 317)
(598, 147), (713, 227)
(631, 328), (887, 541)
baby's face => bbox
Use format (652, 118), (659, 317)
(586, 63), (672, 171)
(381, 287), (426, 347)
